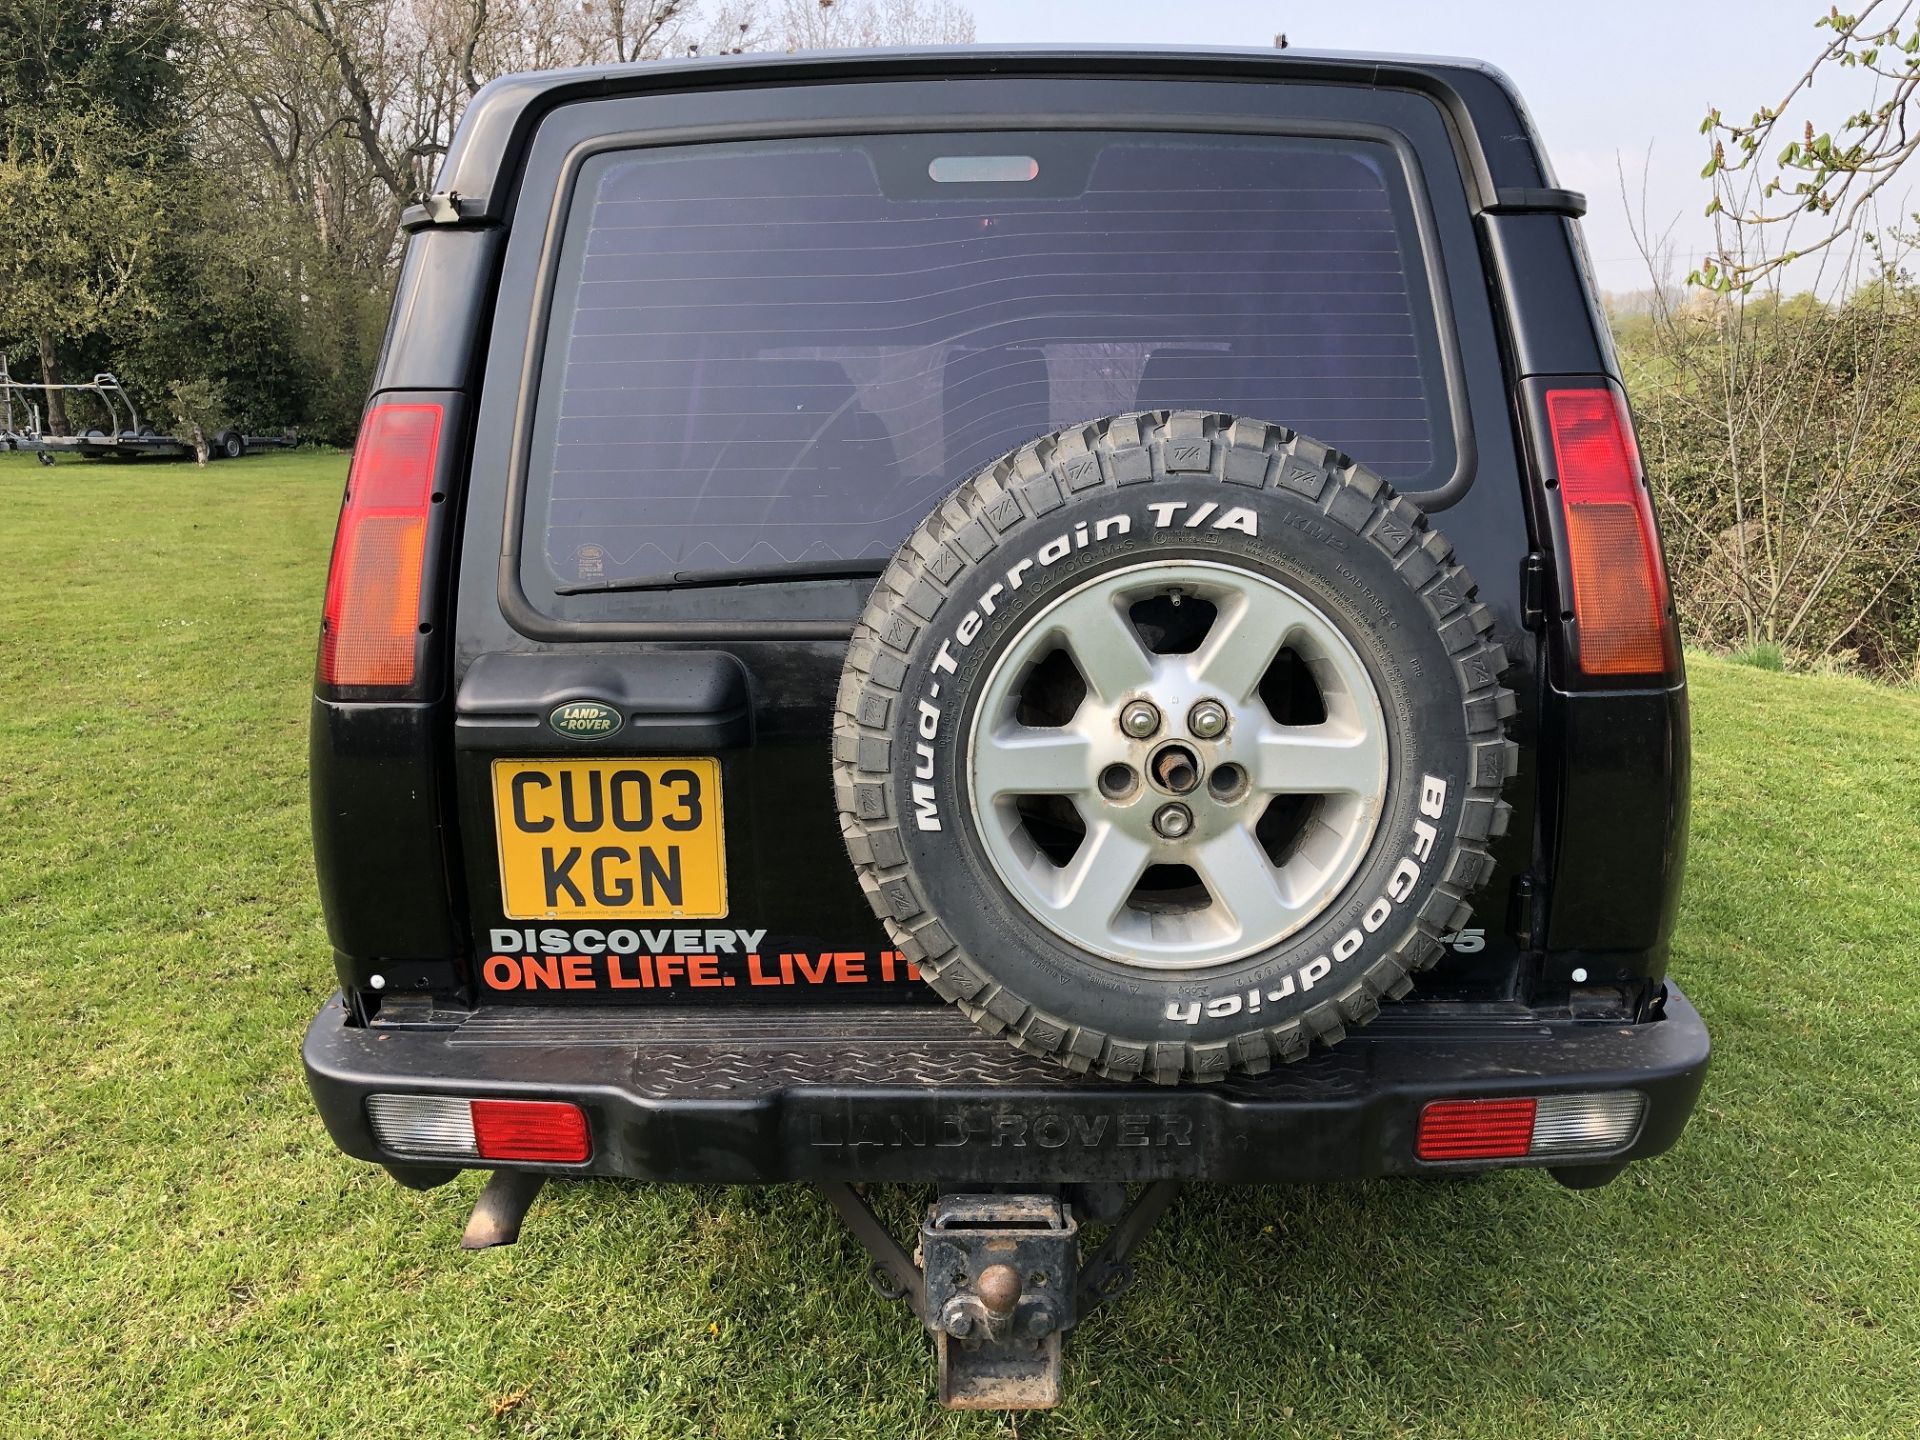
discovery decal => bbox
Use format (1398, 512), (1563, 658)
(479, 927), (922, 995)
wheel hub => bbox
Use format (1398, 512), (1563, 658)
(966, 560), (1389, 970)
(1148, 742), (1202, 795)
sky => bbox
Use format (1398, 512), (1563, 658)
(965, 0), (1880, 294)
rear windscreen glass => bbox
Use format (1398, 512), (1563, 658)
(527, 130), (1453, 592)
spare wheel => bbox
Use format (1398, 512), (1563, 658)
(833, 411), (1516, 1084)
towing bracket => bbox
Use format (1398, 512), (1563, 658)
(922, 1193), (1077, 1408)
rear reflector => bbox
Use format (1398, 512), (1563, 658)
(1543, 387), (1676, 678)
(1416, 1091), (1645, 1162)
(470, 1099), (592, 1163)
(366, 1094), (591, 1163)
(1416, 1097), (1537, 1159)
(319, 402), (442, 690)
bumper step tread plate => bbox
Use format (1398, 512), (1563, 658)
(305, 990), (1711, 1186)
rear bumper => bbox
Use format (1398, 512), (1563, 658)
(303, 990), (1709, 1185)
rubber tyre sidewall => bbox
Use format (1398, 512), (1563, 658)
(882, 480), (1475, 1050)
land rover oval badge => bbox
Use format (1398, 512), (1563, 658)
(548, 700), (624, 740)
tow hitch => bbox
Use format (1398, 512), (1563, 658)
(819, 1181), (1182, 1409)
(922, 1194), (1076, 1408)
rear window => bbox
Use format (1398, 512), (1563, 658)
(526, 129), (1453, 594)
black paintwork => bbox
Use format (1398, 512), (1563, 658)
(307, 46), (1702, 1182)
(412, 47), (1568, 226)
(372, 233), (503, 393)
(455, 650), (753, 750)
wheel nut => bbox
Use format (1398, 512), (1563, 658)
(1121, 700), (1160, 738)
(1188, 699), (1229, 738)
(1153, 803), (1193, 839)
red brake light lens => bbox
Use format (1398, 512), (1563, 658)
(1416, 1097), (1538, 1160)
(1543, 387), (1676, 678)
(469, 1099), (592, 1163)
(319, 402), (443, 689)
(1415, 1093), (1648, 1162)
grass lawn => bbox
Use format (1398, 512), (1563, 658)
(1, 449), (1917, 1438)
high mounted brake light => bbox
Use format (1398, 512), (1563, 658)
(1542, 386), (1678, 679)
(319, 401), (443, 690)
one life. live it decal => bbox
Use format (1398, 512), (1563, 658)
(479, 926), (930, 1004)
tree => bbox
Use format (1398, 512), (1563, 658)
(1698, 2), (1920, 290)
(0, 0), (190, 132)
(0, 0), (188, 432)
(777, 0), (973, 49)
(0, 111), (166, 363)
(4, 0), (978, 444)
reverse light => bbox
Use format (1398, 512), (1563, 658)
(1416, 1092), (1645, 1162)
(1542, 386), (1677, 678)
(366, 1094), (592, 1163)
(319, 401), (443, 690)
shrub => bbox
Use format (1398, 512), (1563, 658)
(1619, 257), (1920, 684)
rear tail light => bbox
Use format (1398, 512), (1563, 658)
(1416, 1091), (1645, 1162)
(366, 1094), (591, 1163)
(319, 401), (443, 691)
(469, 1100), (592, 1163)
(1541, 386), (1678, 679)
(1416, 1097), (1536, 1159)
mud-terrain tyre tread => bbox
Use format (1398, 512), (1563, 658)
(832, 410), (1516, 1084)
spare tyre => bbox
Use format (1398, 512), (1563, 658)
(833, 412), (1516, 1084)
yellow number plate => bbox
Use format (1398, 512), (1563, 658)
(491, 757), (726, 920)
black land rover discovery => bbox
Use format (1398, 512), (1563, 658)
(303, 46), (1708, 1409)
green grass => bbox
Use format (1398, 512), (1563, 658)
(2, 450), (1917, 1438)
(1726, 641), (1788, 673)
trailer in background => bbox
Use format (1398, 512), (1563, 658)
(1, 362), (294, 464)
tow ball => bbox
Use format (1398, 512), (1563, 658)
(820, 1181), (1183, 1409)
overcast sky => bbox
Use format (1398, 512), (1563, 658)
(966, 0), (1877, 294)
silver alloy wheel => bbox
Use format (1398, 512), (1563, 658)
(965, 560), (1389, 969)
